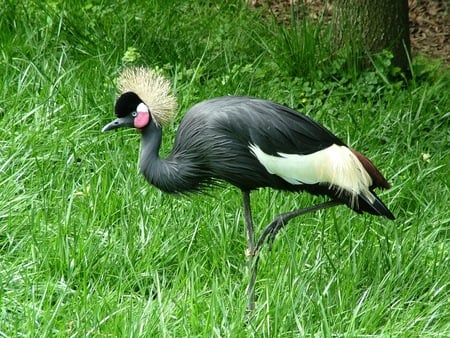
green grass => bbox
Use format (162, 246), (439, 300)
(1, 1), (449, 336)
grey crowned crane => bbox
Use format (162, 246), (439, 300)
(102, 67), (395, 310)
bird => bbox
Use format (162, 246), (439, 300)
(102, 67), (395, 310)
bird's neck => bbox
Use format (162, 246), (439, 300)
(139, 122), (206, 194)
(139, 122), (170, 191)
(140, 121), (163, 165)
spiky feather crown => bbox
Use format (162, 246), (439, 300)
(117, 67), (177, 126)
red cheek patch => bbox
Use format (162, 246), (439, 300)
(134, 111), (150, 129)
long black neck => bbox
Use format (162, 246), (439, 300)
(139, 122), (210, 194)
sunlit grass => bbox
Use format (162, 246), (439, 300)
(1, 1), (449, 337)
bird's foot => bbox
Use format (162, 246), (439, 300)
(245, 248), (258, 257)
(266, 218), (285, 251)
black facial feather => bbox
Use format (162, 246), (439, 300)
(115, 92), (143, 117)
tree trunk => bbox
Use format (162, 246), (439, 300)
(333, 0), (411, 75)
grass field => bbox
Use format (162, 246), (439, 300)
(1, 1), (449, 337)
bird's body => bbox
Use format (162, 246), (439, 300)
(136, 96), (393, 219)
(103, 67), (395, 310)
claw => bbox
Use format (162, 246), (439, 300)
(245, 248), (258, 257)
(245, 248), (252, 257)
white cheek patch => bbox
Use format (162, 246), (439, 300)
(249, 143), (374, 204)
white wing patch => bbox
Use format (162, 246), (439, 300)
(249, 143), (375, 205)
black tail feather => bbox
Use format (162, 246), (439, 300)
(357, 191), (395, 220)
(300, 184), (394, 220)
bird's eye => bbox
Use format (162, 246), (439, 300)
(131, 111), (137, 117)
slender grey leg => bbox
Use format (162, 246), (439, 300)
(242, 190), (256, 311)
(242, 190), (254, 260)
(255, 200), (342, 252)
(247, 199), (342, 312)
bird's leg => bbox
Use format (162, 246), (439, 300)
(248, 199), (342, 311)
(242, 190), (255, 260)
(242, 190), (257, 311)
(258, 200), (342, 251)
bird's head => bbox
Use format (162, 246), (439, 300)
(102, 67), (177, 132)
(102, 92), (151, 131)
